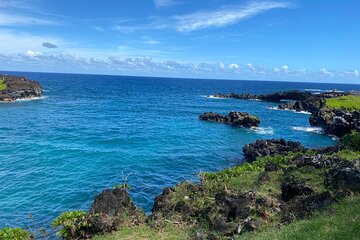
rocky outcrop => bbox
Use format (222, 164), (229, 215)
(281, 178), (315, 202)
(84, 188), (145, 237)
(199, 111), (260, 127)
(325, 160), (360, 192)
(310, 109), (360, 137)
(243, 139), (305, 163)
(0, 74), (43, 102)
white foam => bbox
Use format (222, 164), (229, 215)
(292, 126), (323, 134)
(16, 96), (48, 102)
(267, 106), (311, 114)
(205, 95), (224, 99)
(251, 126), (274, 135)
(304, 88), (345, 93)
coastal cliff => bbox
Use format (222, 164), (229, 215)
(0, 75), (43, 102)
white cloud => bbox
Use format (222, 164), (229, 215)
(247, 63), (254, 70)
(281, 64), (289, 72)
(228, 63), (240, 70)
(25, 50), (43, 57)
(174, 1), (294, 32)
(144, 40), (161, 45)
(342, 70), (359, 78)
(319, 68), (334, 78)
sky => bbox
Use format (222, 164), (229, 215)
(0, 0), (359, 83)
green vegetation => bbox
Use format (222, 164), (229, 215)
(0, 79), (6, 91)
(325, 95), (360, 111)
(51, 210), (89, 238)
(342, 131), (360, 151)
(93, 223), (190, 240)
(240, 195), (360, 240)
(0, 227), (30, 240)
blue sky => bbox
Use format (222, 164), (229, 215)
(0, 0), (359, 83)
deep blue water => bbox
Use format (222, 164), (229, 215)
(1, 71), (360, 232)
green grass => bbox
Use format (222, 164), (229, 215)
(0, 79), (6, 91)
(239, 195), (360, 240)
(325, 95), (360, 111)
(93, 223), (190, 240)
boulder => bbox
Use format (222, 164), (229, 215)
(0, 74), (43, 102)
(86, 188), (145, 235)
(282, 192), (333, 223)
(199, 111), (260, 127)
(243, 139), (304, 163)
(325, 160), (360, 192)
(281, 178), (314, 201)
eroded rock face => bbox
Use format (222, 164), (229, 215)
(0, 75), (43, 102)
(243, 139), (304, 163)
(199, 111), (260, 127)
(86, 188), (145, 236)
(310, 109), (360, 137)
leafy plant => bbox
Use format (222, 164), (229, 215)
(342, 131), (360, 151)
(0, 227), (30, 240)
(0, 78), (6, 91)
(51, 210), (90, 239)
(113, 171), (133, 191)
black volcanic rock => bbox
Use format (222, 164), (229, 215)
(86, 188), (145, 236)
(199, 111), (260, 127)
(0, 74), (43, 102)
(243, 139), (304, 163)
(310, 109), (360, 137)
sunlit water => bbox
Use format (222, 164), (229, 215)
(1, 72), (359, 231)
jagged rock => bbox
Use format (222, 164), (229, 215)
(281, 178), (315, 201)
(310, 109), (360, 137)
(243, 139), (304, 163)
(86, 188), (145, 235)
(0, 74), (43, 102)
(199, 111), (260, 127)
(325, 160), (360, 192)
(294, 154), (344, 169)
(282, 192), (333, 223)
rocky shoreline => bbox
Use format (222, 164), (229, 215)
(0, 74), (43, 102)
(2, 89), (360, 240)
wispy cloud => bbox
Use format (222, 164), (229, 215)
(174, 1), (294, 32)
(154, 0), (178, 8)
(0, 12), (57, 25)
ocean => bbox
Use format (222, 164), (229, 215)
(1, 71), (359, 231)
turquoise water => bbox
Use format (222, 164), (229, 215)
(1, 72), (359, 231)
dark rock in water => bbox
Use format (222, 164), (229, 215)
(243, 139), (304, 163)
(278, 96), (326, 114)
(325, 160), (360, 192)
(281, 178), (315, 202)
(0, 74), (43, 102)
(199, 111), (260, 127)
(282, 192), (333, 223)
(86, 188), (145, 235)
(310, 109), (360, 137)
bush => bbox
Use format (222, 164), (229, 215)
(0, 79), (6, 91)
(342, 131), (360, 151)
(0, 227), (30, 240)
(51, 210), (90, 239)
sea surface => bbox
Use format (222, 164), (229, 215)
(1, 72), (359, 232)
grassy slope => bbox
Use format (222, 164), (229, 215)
(93, 224), (190, 240)
(325, 95), (360, 111)
(94, 150), (360, 240)
(240, 195), (360, 240)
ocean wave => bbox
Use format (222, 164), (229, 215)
(304, 89), (345, 93)
(292, 126), (323, 134)
(251, 126), (274, 135)
(267, 106), (311, 114)
(205, 95), (224, 99)
(16, 96), (48, 102)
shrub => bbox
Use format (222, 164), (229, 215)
(0, 79), (6, 91)
(51, 210), (90, 239)
(342, 131), (360, 151)
(0, 227), (30, 240)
